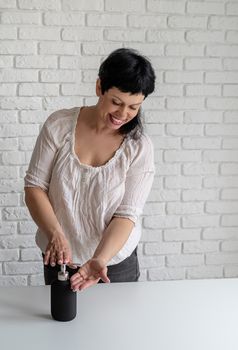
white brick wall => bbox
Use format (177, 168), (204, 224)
(0, 0), (238, 286)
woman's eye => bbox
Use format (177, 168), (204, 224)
(112, 100), (120, 106)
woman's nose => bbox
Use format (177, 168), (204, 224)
(119, 106), (128, 119)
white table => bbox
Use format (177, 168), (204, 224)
(0, 279), (238, 350)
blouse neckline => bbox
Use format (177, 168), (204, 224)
(70, 107), (128, 171)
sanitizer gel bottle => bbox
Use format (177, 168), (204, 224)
(51, 264), (77, 321)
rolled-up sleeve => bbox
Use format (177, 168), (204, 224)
(24, 119), (57, 192)
(113, 134), (155, 223)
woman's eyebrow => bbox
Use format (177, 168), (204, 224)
(112, 95), (142, 105)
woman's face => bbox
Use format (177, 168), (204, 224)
(96, 82), (145, 131)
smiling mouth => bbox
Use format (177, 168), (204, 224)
(109, 114), (124, 126)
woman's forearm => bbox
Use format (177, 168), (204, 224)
(92, 217), (134, 264)
(24, 187), (63, 239)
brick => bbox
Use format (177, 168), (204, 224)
(0, 180), (23, 193)
(183, 241), (219, 253)
(187, 2), (224, 15)
(0, 138), (18, 150)
(142, 96), (165, 110)
(104, 29), (145, 42)
(166, 71), (203, 83)
(168, 16), (207, 29)
(166, 44), (204, 57)
(153, 163), (180, 175)
(207, 45), (238, 57)
(204, 150), (238, 162)
(19, 83), (59, 97)
(1, 97), (42, 110)
(221, 241), (238, 252)
(62, 0), (103, 11)
(5, 261), (42, 274)
(2, 207), (31, 221)
(206, 124), (238, 136)
(0, 194), (19, 206)
(167, 124), (203, 136)
(183, 189), (218, 201)
(183, 163), (218, 176)
(87, 13), (126, 27)
(227, 31), (238, 44)
(149, 267), (185, 281)
(0, 166), (18, 179)
(128, 15), (167, 28)
(44, 12), (84, 26)
(222, 215), (238, 226)
(206, 72), (238, 84)
(167, 254), (204, 267)
(203, 227), (238, 240)
(82, 43), (120, 55)
(39, 42), (80, 55)
(29, 274), (44, 286)
(0, 276), (27, 286)
(167, 97), (204, 110)
(182, 215), (219, 228)
(153, 83), (183, 96)
(1, 11), (41, 24)
(19, 27), (60, 40)
(0, 69), (38, 82)
(184, 111), (223, 123)
(19, 136), (37, 151)
(167, 202), (203, 215)
(145, 124), (164, 136)
(19, 0), (60, 10)
(19, 221), (37, 234)
(16, 55), (57, 68)
(105, 0), (145, 12)
(220, 158), (238, 172)
(223, 138), (238, 148)
(225, 266), (238, 278)
(0, 249), (19, 261)
(0, 26), (17, 39)
(0, 235), (35, 249)
(187, 266), (223, 279)
(206, 253), (238, 265)
(140, 229), (162, 242)
(209, 16), (238, 30)
(42, 97), (83, 111)
(144, 215), (180, 229)
(2, 151), (25, 165)
(0, 111), (17, 123)
(61, 83), (96, 96)
(164, 229), (201, 242)
(62, 28), (103, 41)
(139, 255), (164, 268)
(122, 43), (164, 56)
(21, 248), (42, 261)
(227, 3), (238, 15)
(147, 30), (185, 43)
(164, 178), (199, 194)
(183, 137), (221, 149)
(224, 112), (238, 123)
(0, 84), (17, 96)
(164, 151), (201, 163)
(222, 189), (238, 200)
(0, 222), (16, 235)
(0, 56), (14, 68)
(40, 70), (76, 83)
(185, 58), (222, 70)
(0, 41), (36, 54)
(0, 124), (39, 137)
(60, 56), (101, 70)
(147, 0), (185, 14)
(204, 176), (238, 188)
(145, 242), (181, 255)
(0, 0), (16, 8)
(149, 189), (180, 202)
(20, 110), (49, 123)
(223, 85), (238, 97)
(144, 111), (183, 124)
(186, 85), (221, 96)
(82, 70), (98, 83)
(224, 58), (238, 71)
(187, 30), (225, 43)
(205, 201), (238, 214)
(150, 136), (180, 149)
(143, 202), (165, 216)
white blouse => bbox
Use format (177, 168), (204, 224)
(24, 107), (155, 265)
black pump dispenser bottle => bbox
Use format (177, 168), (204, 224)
(51, 264), (77, 322)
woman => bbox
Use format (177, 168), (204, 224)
(24, 48), (156, 291)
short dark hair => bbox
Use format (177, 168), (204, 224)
(98, 48), (156, 138)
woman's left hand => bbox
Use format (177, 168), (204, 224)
(70, 258), (110, 292)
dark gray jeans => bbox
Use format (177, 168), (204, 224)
(43, 248), (140, 285)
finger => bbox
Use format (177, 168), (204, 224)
(100, 271), (110, 284)
(44, 250), (50, 265)
(63, 250), (70, 264)
(57, 251), (63, 265)
(79, 278), (100, 291)
(50, 253), (56, 267)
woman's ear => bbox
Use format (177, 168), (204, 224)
(96, 78), (101, 97)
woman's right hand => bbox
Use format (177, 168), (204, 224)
(44, 231), (72, 266)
